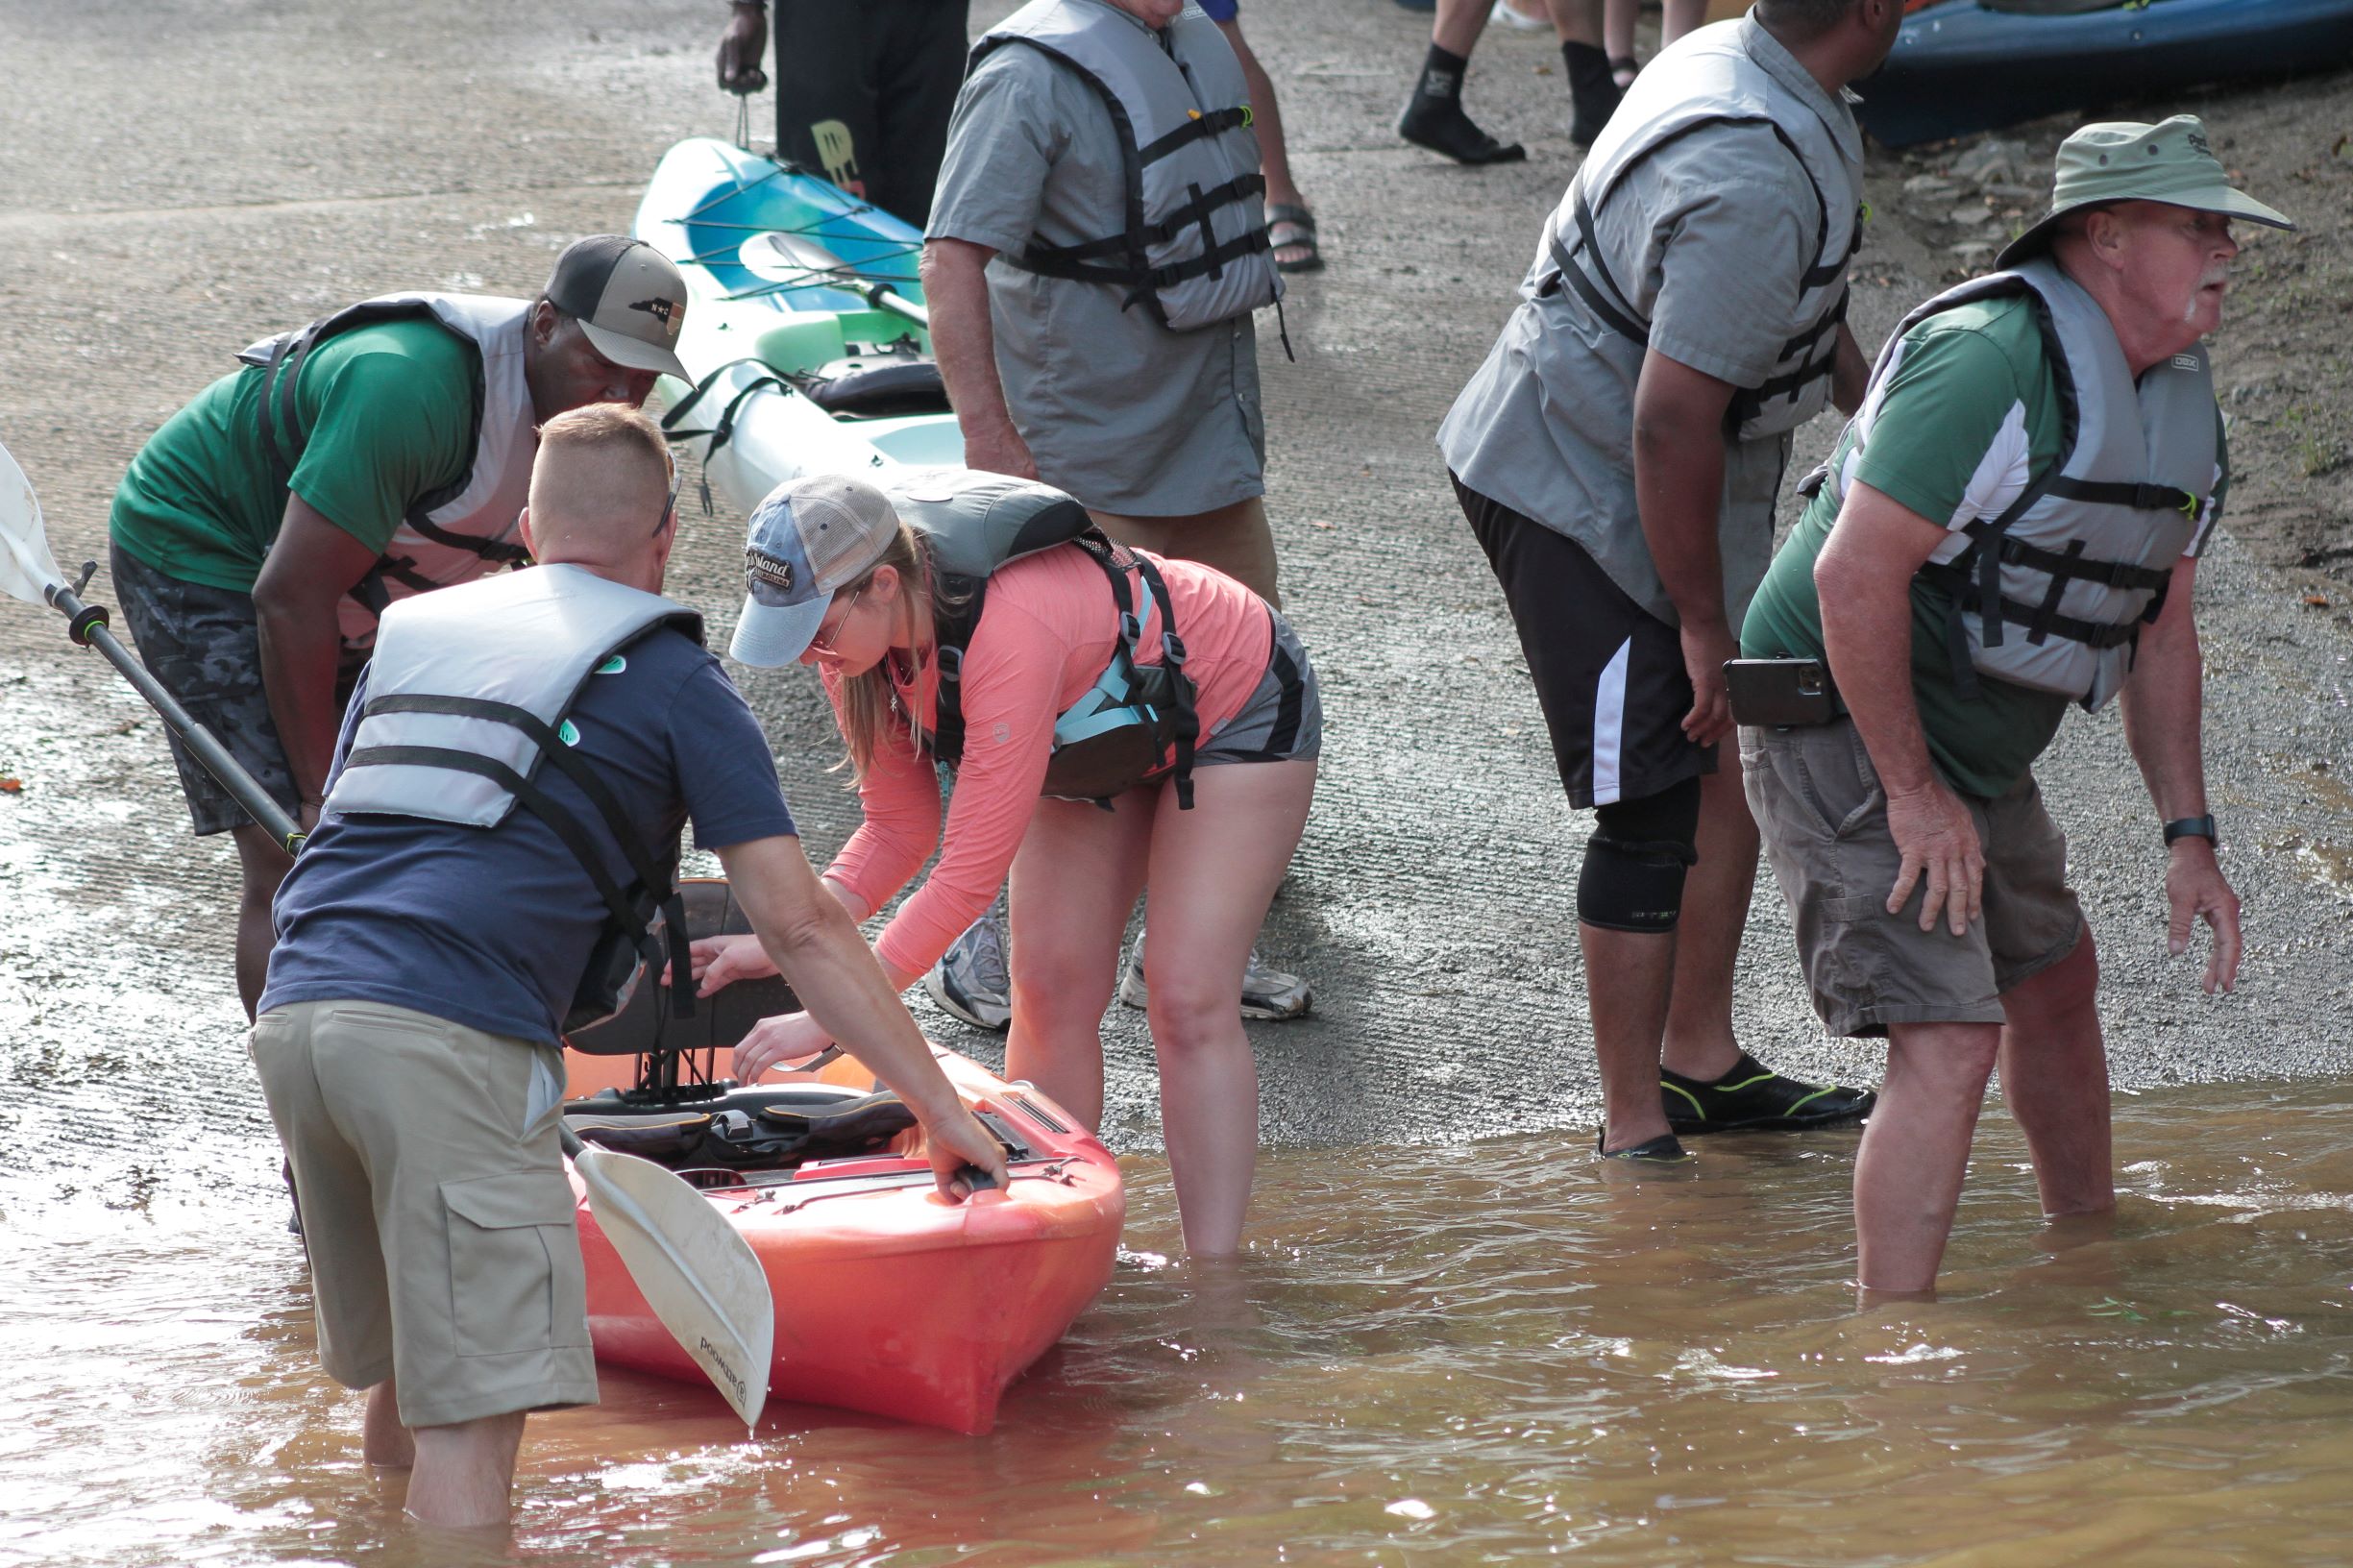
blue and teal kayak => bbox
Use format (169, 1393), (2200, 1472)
(632, 137), (964, 516)
(1858, 0), (2353, 148)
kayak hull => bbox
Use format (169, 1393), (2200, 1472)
(634, 137), (964, 515)
(1858, 0), (2353, 148)
(565, 1048), (1124, 1435)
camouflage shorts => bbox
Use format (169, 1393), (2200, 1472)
(108, 541), (300, 837)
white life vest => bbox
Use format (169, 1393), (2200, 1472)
(972, 0), (1282, 332)
(323, 564), (705, 1030)
(1810, 257), (2217, 712)
(1541, 25), (1862, 442)
(238, 293), (539, 650)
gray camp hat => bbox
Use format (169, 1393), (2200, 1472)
(544, 235), (693, 382)
(731, 474), (902, 666)
(1997, 114), (2295, 268)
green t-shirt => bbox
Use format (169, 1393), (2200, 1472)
(1742, 292), (2224, 799)
(109, 317), (479, 593)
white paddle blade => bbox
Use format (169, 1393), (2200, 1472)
(740, 230), (852, 287)
(0, 439), (66, 604)
(574, 1145), (773, 1430)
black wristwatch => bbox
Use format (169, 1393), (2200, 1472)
(2162, 814), (2219, 849)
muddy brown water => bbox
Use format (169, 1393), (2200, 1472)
(7, 1083), (2353, 1567)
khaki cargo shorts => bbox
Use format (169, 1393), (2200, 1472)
(1741, 720), (2085, 1039)
(249, 999), (597, 1429)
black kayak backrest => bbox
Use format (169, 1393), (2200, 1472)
(566, 878), (800, 1056)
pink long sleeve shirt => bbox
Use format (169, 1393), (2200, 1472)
(822, 544), (1275, 980)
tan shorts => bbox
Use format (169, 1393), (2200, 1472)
(249, 999), (596, 1429)
(1741, 720), (2084, 1039)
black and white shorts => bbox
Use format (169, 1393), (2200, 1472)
(1194, 608), (1321, 768)
(1456, 476), (1714, 809)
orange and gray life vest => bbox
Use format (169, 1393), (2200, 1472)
(1541, 28), (1861, 443)
(1807, 257), (2217, 712)
(972, 0), (1282, 332)
(322, 564), (704, 1032)
(882, 468), (1201, 808)
(238, 293), (538, 650)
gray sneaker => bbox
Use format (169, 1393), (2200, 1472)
(924, 891), (1012, 1032)
(1118, 943), (1313, 1021)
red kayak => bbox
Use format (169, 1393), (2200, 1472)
(561, 883), (1124, 1435)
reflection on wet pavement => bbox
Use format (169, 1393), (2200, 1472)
(6, 1082), (2353, 1566)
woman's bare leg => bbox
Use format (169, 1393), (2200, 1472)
(1139, 759), (1317, 1257)
(1004, 795), (1155, 1131)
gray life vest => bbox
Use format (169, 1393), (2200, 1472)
(321, 564), (706, 1031)
(972, 0), (1282, 332)
(1542, 25), (1862, 443)
(879, 467), (1201, 808)
(238, 293), (539, 650)
(1808, 257), (2217, 712)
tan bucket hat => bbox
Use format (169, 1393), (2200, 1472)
(1997, 114), (2294, 268)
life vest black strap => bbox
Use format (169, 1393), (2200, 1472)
(1116, 546), (1197, 810)
(398, 512), (531, 564)
(2043, 476), (2199, 515)
(347, 556), (441, 622)
(1138, 105), (1251, 166)
(1918, 562), (2146, 650)
(347, 710), (696, 1019)
(1955, 518), (2176, 594)
(1549, 214), (1651, 349)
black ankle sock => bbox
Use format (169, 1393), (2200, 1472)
(1402, 43), (1527, 164)
(1561, 40), (1622, 145)
(1414, 42), (1471, 104)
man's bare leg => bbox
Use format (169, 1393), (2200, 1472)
(1656, 761), (1753, 1082)
(363, 1380), (415, 1469)
(406, 1410), (530, 1529)
(1582, 923), (1679, 1154)
(230, 822), (295, 1021)
(1996, 933), (2115, 1217)
(1854, 1021), (2000, 1294)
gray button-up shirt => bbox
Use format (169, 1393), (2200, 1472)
(1437, 17), (1863, 627)
(928, 1), (1267, 518)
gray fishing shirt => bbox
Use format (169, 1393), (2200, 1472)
(1436, 16), (1865, 627)
(927, 0), (1267, 518)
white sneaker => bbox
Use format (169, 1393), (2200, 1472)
(1118, 943), (1313, 1021)
(924, 891), (1012, 1032)
(1489, 0), (1550, 29)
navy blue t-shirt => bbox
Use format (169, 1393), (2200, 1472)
(260, 625), (797, 1044)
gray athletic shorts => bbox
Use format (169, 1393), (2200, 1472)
(1194, 608), (1321, 767)
(108, 542), (301, 836)
(1742, 718), (2084, 1039)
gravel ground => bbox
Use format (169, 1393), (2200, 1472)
(1, 1), (2349, 1197)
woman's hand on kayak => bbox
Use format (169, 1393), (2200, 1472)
(690, 934), (779, 996)
(922, 1105), (1009, 1203)
(733, 1010), (834, 1081)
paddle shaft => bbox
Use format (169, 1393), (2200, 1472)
(866, 286), (928, 331)
(46, 582), (306, 855)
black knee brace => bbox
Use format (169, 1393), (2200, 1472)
(1577, 777), (1702, 934)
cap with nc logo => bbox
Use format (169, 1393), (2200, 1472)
(1998, 115), (2294, 267)
(543, 234), (692, 382)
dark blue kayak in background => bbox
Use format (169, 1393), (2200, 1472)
(1857, 0), (2353, 148)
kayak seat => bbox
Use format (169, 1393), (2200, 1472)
(568, 880), (799, 1058)
(799, 360), (951, 419)
(565, 1084), (919, 1173)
